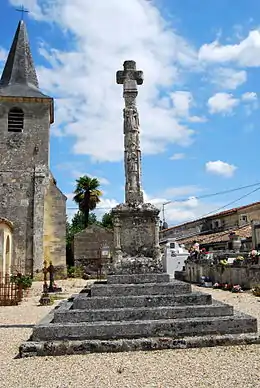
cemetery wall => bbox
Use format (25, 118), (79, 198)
(183, 262), (260, 289)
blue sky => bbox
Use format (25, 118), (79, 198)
(1, 0), (260, 225)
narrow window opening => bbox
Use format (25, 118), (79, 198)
(8, 107), (24, 132)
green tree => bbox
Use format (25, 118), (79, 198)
(73, 176), (102, 228)
(101, 211), (113, 229)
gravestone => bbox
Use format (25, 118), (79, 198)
(111, 60), (161, 274)
(19, 61), (259, 358)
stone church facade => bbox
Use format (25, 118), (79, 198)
(0, 20), (67, 277)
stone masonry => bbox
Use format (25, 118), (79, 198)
(73, 224), (113, 274)
(19, 60), (259, 358)
(0, 21), (66, 276)
(111, 60), (161, 274)
(19, 273), (259, 357)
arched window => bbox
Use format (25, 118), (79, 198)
(8, 107), (24, 132)
(5, 235), (11, 275)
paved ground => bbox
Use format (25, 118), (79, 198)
(0, 280), (259, 388)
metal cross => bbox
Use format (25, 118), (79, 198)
(16, 5), (29, 20)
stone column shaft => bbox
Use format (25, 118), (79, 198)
(117, 60), (144, 205)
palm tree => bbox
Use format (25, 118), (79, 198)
(73, 176), (102, 228)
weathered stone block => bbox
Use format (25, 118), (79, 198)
(32, 312), (257, 342)
(90, 281), (191, 297)
(54, 300), (234, 323)
(19, 333), (260, 358)
(73, 292), (212, 310)
(107, 273), (170, 284)
(112, 203), (160, 258)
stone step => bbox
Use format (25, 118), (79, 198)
(107, 273), (170, 284)
(73, 292), (212, 310)
(20, 333), (260, 357)
(90, 281), (191, 297)
(32, 312), (257, 341)
(54, 301), (233, 323)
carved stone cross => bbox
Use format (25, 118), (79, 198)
(116, 61), (144, 205)
(116, 60), (143, 97)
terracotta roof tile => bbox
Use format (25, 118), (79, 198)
(178, 225), (251, 246)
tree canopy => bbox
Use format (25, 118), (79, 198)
(73, 175), (102, 228)
(66, 174), (114, 265)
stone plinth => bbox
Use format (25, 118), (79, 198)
(19, 274), (259, 358)
(111, 202), (162, 274)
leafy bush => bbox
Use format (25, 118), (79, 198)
(252, 286), (260, 297)
(10, 273), (33, 290)
(67, 266), (84, 278)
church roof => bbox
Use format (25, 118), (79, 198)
(0, 20), (51, 99)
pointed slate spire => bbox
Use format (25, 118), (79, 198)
(0, 20), (50, 98)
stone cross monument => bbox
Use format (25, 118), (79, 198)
(110, 60), (162, 275)
(116, 60), (144, 205)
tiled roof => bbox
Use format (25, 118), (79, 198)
(178, 225), (251, 246)
(0, 21), (50, 98)
(162, 201), (260, 233)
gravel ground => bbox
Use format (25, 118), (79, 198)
(0, 280), (259, 388)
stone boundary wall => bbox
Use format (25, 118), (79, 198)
(181, 263), (260, 289)
(74, 258), (111, 277)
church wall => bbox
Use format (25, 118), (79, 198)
(0, 100), (51, 275)
(42, 178), (67, 279)
(0, 171), (34, 273)
(0, 20), (67, 280)
(0, 101), (50, 169)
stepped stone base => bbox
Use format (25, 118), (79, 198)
(20, 333), (260, 358)
(107, 273), (170, 284)
(54, 300), (234, 323)
(19, 273), (259, 357)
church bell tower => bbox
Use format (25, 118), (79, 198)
(0, 20), (57, 275)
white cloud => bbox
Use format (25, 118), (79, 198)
(205, 160), (237, 178)
(170, 91), (206, 123)
(211, 68), (247, 90)
(163, 185), (203, 198)
(64, 193), (74, 201)
(198, 30), (260, 67)
(241, 92), (257, 101)
(66, 186), (222, 225)
(169, 153), (185, 160)
(143, 190), (222, 224)
(207, 92), (239, 114)
(0, 47), (7, 62)
(9, 0), (45, 20)
(12, 0), (201, 162)
(56, 162), (110, 188)
(163, 198), (224, 224)
(171, 91), (193, 117)
(241, 92), (258, 115)
(66, 193), (118, 222)
(188, 115), (207, 123)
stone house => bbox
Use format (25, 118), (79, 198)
(160, 201), (260, 251)
(73, 225), (113, 274)
(0, 20), (67, 277)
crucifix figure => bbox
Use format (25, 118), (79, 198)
(116, 60), (144, 205)
(16, 5), (29, 20)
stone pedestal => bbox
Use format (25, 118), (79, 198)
(110, 202), (162, 274)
